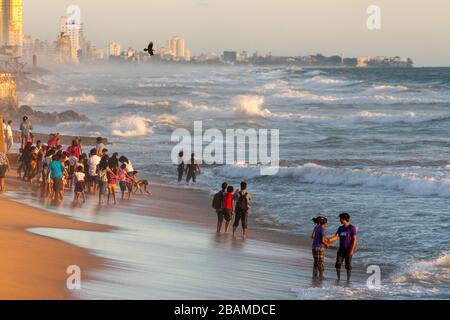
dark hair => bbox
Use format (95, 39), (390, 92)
(179, 151), (184, 157)
(90, 148), (97, 156)
(240, 181), (247, 191)
(227, 186), (234, 193)
(23, 116), (28, 121)
(119, 155), (128, 163)
(102, 148), (108, 154)
(339, 213), (351, 222)
(7, 120), (12, 125)
(120, 164), (127, 169)
(96, 137), (103, 142)
(221, 182), (228, 191)
(77, 165), (83, 172)
(312, 216), (328, 226)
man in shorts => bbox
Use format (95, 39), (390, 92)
(328, 213), (357, 282)
(48, 154), (67, 201)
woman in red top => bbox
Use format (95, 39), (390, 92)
(221, 186), (234, 233)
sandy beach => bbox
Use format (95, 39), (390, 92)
(0, 163), (370, 300)
(0, 175), (110, 300)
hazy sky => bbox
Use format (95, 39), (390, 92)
(23, 0), (450, 66)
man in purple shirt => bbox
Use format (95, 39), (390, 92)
(329, 213), (357, 282)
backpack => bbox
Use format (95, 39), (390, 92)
(212, 191), (223, 210)
(236, 192), (249, 213)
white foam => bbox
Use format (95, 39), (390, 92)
(125, 100), (172, 108)
(23, 93), (36, 104)
(65, 93), (98, 105)
(213, 163), (450, 198)
(393, 252), (450, 285)
(111, 115), (153, 137)
(276, 89), (445, 105)
(233, 95), (272, 118)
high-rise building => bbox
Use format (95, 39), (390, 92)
(0, 72), (19, 108)
(176, 37), (185, 58)
(59, 15), (84, 53)
(0, 0), (23, 55)
(107, 42), (121, 57)
(55, 32), (74, 63)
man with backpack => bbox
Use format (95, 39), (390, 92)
(233, 181), (252, 240)
(212, 182), (228, 233)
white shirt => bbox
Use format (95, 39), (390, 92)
(6, 124), (13, 138)
(74, 172), (85, 182)
(125, 161), (134, 173)
(88, 155), (101, 176)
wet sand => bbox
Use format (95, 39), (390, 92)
(2, 170), (369, 299)
(0, 176), (110, 300)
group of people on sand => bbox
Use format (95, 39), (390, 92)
(2, 116), (151, 205)
(311, 213), (357, 282)
(212, 181), (252, 240)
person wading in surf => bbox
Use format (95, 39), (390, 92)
(328, 213), (357, 282)
(232, 182), (252, 240)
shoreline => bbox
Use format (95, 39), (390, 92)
(1, 168), (373, 299)
(0, 175), (111, 300)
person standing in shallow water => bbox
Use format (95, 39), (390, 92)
(311, 216), (329, 281)
(233, 182), (252, 240)
(328, 213), (357, 282)
(186, 153), (201, 184)
(177, 151), (185, 182)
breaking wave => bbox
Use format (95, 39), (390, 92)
(65, 93), (98, 104)
(212, 163), (450, 198)
(111, 115), (153, 137)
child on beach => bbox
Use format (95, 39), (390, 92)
(221, 185), (234, 233)
(107, 167), (118, 205)
(135, 178), (152, 195)
(126, 171), (138, 200)
(74, 165), (86, 203)
(98, 163), (110, 205)
(119, 164), (128, 200)
(311, 216), (329, 281)
(68, 149), (79, 190)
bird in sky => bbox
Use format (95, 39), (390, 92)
(144, 42), (155, 56)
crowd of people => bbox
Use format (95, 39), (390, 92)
(2, 116), (152, 205)
(3, 117), (359, 282)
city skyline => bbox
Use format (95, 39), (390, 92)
(20, 0), (450, 67)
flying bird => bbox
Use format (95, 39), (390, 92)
(144, 42), (155, 56)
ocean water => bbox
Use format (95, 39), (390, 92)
(22, 64), (450, 299)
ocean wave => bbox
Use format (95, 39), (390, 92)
(371, 84), (409, 91)
(212, 163), (450, 198)
(276, 89), (446, 105)
(65, 93), (98, 105)
(23, 93), (36, 104)
(177, 96), (273, 119)
(393, 253), (450, 285)
(111, 115), (153, 137)
(124, 100), (172, 108)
